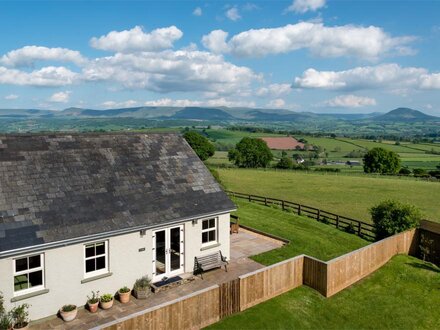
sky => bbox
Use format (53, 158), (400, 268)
(0, 0), (439, 114)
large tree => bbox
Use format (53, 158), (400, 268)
(363, 147), (400, 174)
(183, 131), (215, 161)
(228, 137), (273, 168)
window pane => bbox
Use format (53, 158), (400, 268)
(96, 256), (106, 270)
(202, 232), (208, 243)
(202, 220), (209, 230)
(14, 274), (28, 291)
(29, 270), (43, 288)
(85, 259), (95, 273)
(28, 255), (41, 269)
(95, 243), (105, 256)
(209, 219), (215, 228)
(15, 258), (28, 272)
(208, 230), (216, 242)
(85, 245), (95, 258)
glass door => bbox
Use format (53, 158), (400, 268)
(152, 225), (184, 282)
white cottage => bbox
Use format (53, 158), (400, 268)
(0, 133), (235, 320)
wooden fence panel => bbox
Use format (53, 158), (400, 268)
(219, 279), (240, 318)
(240, 256), (303, 311)
(303, 256), (327, 296)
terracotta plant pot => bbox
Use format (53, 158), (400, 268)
(88, 301), (99, 313)
(60, 306), (78, 322)
(13, 323), (29, 330)
(100, 299), (113, 310)
(118, 290), (131, 304)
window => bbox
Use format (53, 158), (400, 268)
(14, 254), (44, 295)
(84, 241), (108, 277)
(201, 218), (217, 245)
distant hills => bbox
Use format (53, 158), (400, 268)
(0, 106), (438, 124)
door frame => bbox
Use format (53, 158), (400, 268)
(152, 225), (184, 282)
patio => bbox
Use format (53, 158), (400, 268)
(31, 228), (284, 329)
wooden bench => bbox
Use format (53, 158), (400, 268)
(194, 250), (228, 279)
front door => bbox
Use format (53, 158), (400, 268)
(152, 225), (184, 282)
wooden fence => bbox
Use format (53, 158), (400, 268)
(101, 227), (432, 330)
(226, 190), (376, 240)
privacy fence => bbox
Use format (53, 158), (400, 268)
(226, 190), (376, 240)
(100, 227), (428, 330)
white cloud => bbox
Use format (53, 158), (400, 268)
(202, 22), (415, 60)
(49, 91), (71, 103)
(193, 7), (202, 16)
(101, 100), (138, 108)
(323, 95), (377, 108)
(0, 66), (78, 87)
(4, 94), (19, 100)
(286, 0), (326, 14)
(256, 83), (292, 97)
(144, 97), (255, 108)
(0, 46), (86, 67)
(293, 63), (440, 91)
(90, 26), (183, 53)
(266, 98), (286, 108)
(226, 7), (241, 21)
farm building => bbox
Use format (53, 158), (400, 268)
(0, 133), (235, 320)
(260, 137), (305, 150)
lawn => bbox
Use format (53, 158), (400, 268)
(219, 168), (440, 223)
(232, 199), (368, 264)
(207, 254), (440, 330)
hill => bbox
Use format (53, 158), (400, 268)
(371, 108), (439, 122)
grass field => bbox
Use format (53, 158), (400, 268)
(218, 168), (440, 223)
(207, 254), (440, 330)
(231, 199), (368, 264)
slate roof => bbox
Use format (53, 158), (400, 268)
(0, 133), (235, 254)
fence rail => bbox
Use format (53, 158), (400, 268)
(226, 190), (376, 240)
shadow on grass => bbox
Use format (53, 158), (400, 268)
(406, 261), (440, 273)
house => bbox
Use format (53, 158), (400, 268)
(0, 133), (235, 321)
(260, 137), (305, 150)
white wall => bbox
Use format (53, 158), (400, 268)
(0, 212), (230, 321)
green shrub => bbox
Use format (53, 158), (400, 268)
(370, 200), (421, 240)
(228, 137), (273, 168)
(10, 304), (29, 329)
(399, 167), (411, 176)
(0, 313), (12, 330)
(100, 294), (113, 303)
(183, 131), (215, 161)
(413, 168), (429, 178)
(344, 223), (356, 234)
(61, 305), (77, 312)
(276, 156), (293, 169)
(0, 291), (4, 316)
(119, 286), (130, 293)
(363, 148), (400, 174)
(134, 276), (152, 290)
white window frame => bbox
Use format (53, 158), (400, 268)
(84, 240), (109, 278)
(201, 218), (218, 247)
(13, 253), (45, 296)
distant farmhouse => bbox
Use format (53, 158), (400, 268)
(260, 137), (306, 150)
(0, 133), (235, 320)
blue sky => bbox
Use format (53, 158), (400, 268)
(0, 0), (439, 114)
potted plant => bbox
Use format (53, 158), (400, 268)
(10, 304), (29, 330)
(59, 305), (77, 322)
(118, 286), (131, 304)
(99, 294), (114, 310)
(133, 276), (152, 299)
(0, 313), (13, 330)
(87, 291), (100, 313)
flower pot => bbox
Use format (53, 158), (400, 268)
(100, 299), (113, 310)
(88, 301), (99, 313)
(60, 307), (78, 322)
(13, 322), (29, 329)
(118, 290), (131, 304)
(133, 288), (152, 300)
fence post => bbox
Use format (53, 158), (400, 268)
(357, 222), (362, 236)
(248, 194), (251, 202)
(298, 205), (301, 216)
(264, 197), (267, 206)
(282, 200), (285, 211)
(336, 215), (339, 228)
(317, 209), (320, 221)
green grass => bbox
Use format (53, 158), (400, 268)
(219, 168), (440, 223)
(207, 255), (440, 330)
(232, 199), (368, 264)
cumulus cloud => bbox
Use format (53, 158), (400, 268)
(201, 22), (415, 60)
(49, 91), (71, 103)
(256, 83), (292, 97)
(0, 66), (78, 87)
(90, 26), (183, 53)
(101, 100), (138, 108)
(266, 98), (286, 108)
(323, 95), (376, 108)
(0, 46), (86, 67)
(293, 63), (440, 91)
(286, 0), (326, 14)
(4, 94), (19, 100)
(193, 7), (202, 16)
(144, 97), (255, 108)
(226, 7), (241, 21)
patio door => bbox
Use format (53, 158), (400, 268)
(152, 225), (184, 282)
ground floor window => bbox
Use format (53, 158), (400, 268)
(14, 254), (44, 294)
(202, 218), (217, 245)
(84, 241), (108, 277)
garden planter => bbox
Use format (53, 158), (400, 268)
(133, 288), (152, 300)
(60, 307), (78, 322)
(118, 290), (131, 304)
(13, 323), (29, 330)
(100, 299), (114, 310)
(88, 301), (99, 313)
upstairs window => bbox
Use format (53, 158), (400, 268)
(14, 254), (44, 294)
(84, 241), (108, 277)
(202, 218), (217, 245)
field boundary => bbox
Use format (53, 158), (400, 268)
(226, 190), (376, 240)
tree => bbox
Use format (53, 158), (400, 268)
(370, 200), (421, 240)
(276, 156), (293, 169)
(228, 137), (273, 168)
(363, 147), (400, 174)
(183, 131), (215, 161)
